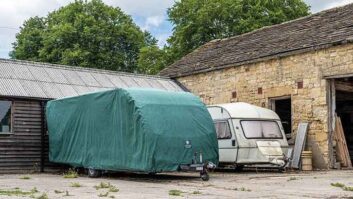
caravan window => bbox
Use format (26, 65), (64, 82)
(214, 121), (231, 139)
(241, 120), (282, 139)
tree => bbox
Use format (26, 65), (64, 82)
(11, 0), (152, 72)
(137, 45), (167, 75)
(9, 17), (45, 61)
(167, 0), (311, 62)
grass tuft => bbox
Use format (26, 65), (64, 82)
(287, 177), (298, 181)
(331, 182), (345, 188)
(63, 169), (78, 179)
(98, 192), (109, 197)
(20, 176), (31, 180)
(192, 190), (201, 194)
(0, 187), (39, 197)
(70, 182), (82, 187)
(95, 182), (111, 190)
(54, 190), (64, 194)
(109, 186), (119, 192)
(343, 186), (353, 191)
(169, 189), (183, 196)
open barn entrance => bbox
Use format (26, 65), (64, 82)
(335, 78), (353, 165)
(270, 97), (292, 140)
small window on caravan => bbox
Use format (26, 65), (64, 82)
(214, 121), (231, 139)
(241, 120), (282, 139)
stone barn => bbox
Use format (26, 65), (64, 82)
(0, 59), (184, 173)
(160, 4), (353, 169)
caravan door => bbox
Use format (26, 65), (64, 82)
(208, 107), (237, 163)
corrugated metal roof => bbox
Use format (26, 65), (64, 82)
(0, 59), (184, 99)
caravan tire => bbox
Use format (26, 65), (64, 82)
(88, 168), (101, 178)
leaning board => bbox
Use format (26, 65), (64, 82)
(291, 123), (309, 169)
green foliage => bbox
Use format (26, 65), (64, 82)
(98, 192), (109, 197)
(20, 176), (31, 180)
(10, 17), (45, 61)
(63, 169), (78, 178)
(108, 186), (119, 193)
(331, 182), (345, 188)
(11, 0), (153, 73)
(70, 182), (82, 187)
(166, 0), (311, 62)
(94, 182), (112, 190)
(54, 190), (64, 194)
(137, 45), (168, 75)
(0, 187), (39, 197)
(169, 189), (183, 196)
(343, 186), (353, 191)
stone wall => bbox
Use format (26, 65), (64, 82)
(177, 43), (353, 169)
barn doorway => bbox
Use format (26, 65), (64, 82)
(335, 77), (353, 163)
(270, 97), (292, 140)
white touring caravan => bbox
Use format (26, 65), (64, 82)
(207, 102), (289, 170)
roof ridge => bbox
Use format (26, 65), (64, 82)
(209, 2), (353, 44)
(0, 58), (170, 80)
(161, 2), (353, 77)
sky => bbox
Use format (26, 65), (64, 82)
(1, 0), (353, 59)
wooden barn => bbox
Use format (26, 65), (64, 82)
(0, 58), (184, 174)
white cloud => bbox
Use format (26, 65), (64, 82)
(142, 15), (165, 31)
(105, 0), (175, 17)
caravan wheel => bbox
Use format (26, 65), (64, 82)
(200, 171), (209, 181)
(88, 168), (101, 178)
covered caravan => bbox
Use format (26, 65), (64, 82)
(46, 88), (218, 177)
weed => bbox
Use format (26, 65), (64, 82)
(70, 182), (82, 187)
(95, 182), (111, 190)
(20, 176), (31, 180)
(343, 186), (353, 191)
(63, 169), (78, 179)
(36, 193), (48, 199)
(169, 189), (183, 196)
(0, 187), (39, 197)
(54, 190), (64, 194)
(109, 186), (119, 192)
(240, 187), (246, 191)
(331, 182), (345, 188)
(98, 192), (109, 197)
(192, 190), (201, 194)
(109, 196), (115, 198)
(287, 177), (298, 181)
(31, 187), (39, 193)
(64, 190), (72, 196)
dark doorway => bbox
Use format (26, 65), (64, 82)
(335, 77), (353, 162)
(271, 97), (292, 140)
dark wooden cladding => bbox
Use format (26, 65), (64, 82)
(0, 99), (57, 174)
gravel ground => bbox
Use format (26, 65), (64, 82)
(0, 170), (353, 198)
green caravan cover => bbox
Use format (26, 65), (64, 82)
(46, 88), (218, 172)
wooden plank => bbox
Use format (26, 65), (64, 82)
(335, 81), (353, 92)
(290, 122), (309, 169)
(334, 116), (352, 168)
